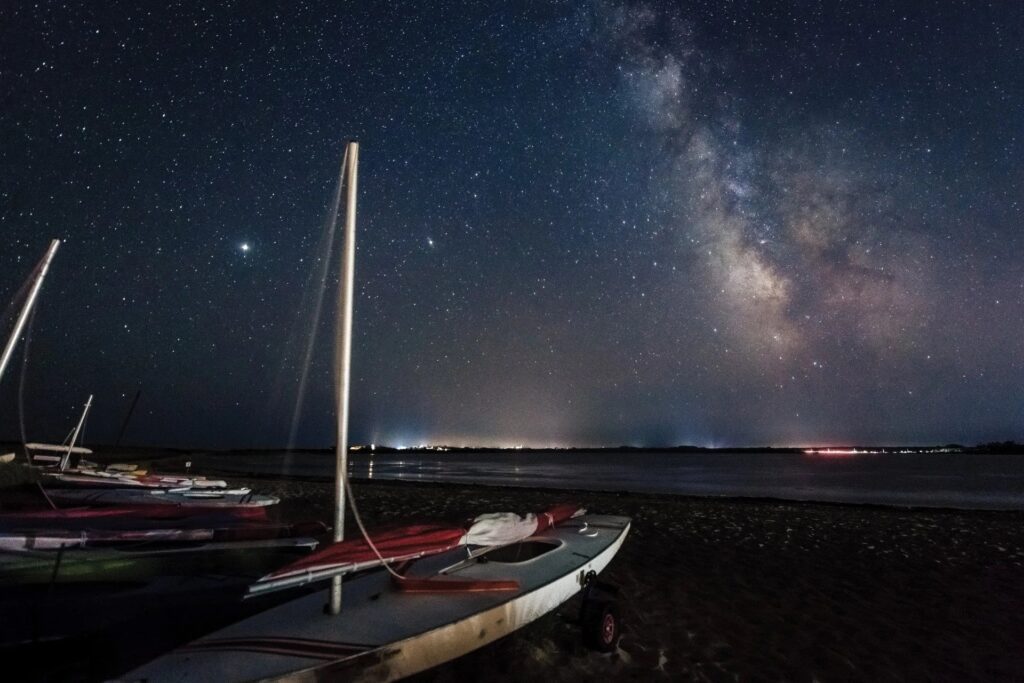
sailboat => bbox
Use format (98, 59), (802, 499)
(19, 394), (279, 506)
(122, 141), (631, 682)
(0, 247), (303, 596)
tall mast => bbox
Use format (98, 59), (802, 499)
(0, 239), (60, 387)
(329, 140), (359, 615)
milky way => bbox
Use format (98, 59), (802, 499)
(1, 1), (1022, 447)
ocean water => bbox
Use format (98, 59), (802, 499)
(204, 450), (1024, 511)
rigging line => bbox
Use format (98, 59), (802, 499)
(79, 408), (89, 449)
(286, 147), (350, 450)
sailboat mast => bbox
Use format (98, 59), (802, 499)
(329, 140), (359, 615)
(0, 239), (60, 387)
(60, 394), (93, 471)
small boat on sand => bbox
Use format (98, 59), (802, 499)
(0, 520), (328, 551)
(47, 470), (229, 489)
(43, 487), (278, 508)
(0, 537), (319, 585)
(24, 442), (93, 467)
(122, 514), (629, 682)
(0, 502), (266, 525)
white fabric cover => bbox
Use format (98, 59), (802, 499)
(463, 512), (540, 547)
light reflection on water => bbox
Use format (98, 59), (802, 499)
(205, 451), (1024, 510)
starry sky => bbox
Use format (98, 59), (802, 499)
(1, 1), (1022, 449)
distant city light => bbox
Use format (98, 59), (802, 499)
(804, 447), (961, 456)
(804, 448), (866, 456)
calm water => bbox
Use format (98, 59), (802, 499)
(204, 450), (1024, 510)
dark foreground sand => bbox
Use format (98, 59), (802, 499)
(241, 476), (1024, 682)
(7, 468), (1024, 681)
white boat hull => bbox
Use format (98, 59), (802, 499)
(119, 514), (630, 682)
(45, 487), (277, 508)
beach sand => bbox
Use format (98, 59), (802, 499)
(6, 466), (1024, 681)
(241, 476), (1024, 682)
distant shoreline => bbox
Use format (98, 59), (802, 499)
(6, 441), (1022, 459)
(232, 472), (1024, 517)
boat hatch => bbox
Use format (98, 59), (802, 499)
(480, 539), (562, 564)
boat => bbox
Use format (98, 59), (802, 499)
(46, 470), (229, 489)
(3, 248), (273, 512)
(0, 520), (328, 551)
(0, 502), (269, 528)
(40, 467), (273, 508)
(107, 463), (141, 472)
(120, 515), (629, 682)
(43, 487), (278, 508)
(24, 442), (92, 467)
(121, 142), (631, 682)
(26, 396), (252, 501)
(0, 528), (217, 550)
(0, 537), (319, 585)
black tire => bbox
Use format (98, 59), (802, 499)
(582, 600), (620, 652)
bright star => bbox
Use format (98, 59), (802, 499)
(427, 238), (435, 247)
(240, 242), (251, 253)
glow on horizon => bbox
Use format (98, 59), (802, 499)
(804, 448), (874, 456)
(383, 435), (575, 450)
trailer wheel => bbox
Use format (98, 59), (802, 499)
(582, 600), (620, 652)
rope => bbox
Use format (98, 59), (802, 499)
(341, 465), (405, 580)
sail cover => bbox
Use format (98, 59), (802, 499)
(464, 503), (582, 546)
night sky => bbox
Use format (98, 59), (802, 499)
(1, 1), (1022, 449)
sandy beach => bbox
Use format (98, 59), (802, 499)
(5, 464), (1024, 681)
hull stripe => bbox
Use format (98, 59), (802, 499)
(181, 637), (371, 660)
